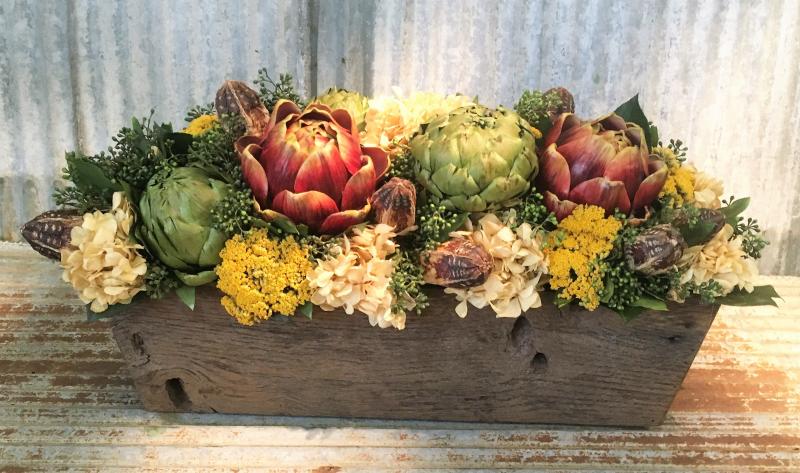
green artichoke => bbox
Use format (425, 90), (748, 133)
(410, 105), (540, 212)
(139, 167), (231, 286)
(314, 87), (369, 131)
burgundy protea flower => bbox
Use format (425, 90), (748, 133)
(236, 100), (389, 234)
(537, 113), (667, 220)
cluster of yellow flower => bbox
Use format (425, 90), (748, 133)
(654, 146), (725, 210)
(544, 205), (622, 310)
(61, 192), (147, 313)
(183, 114), (218, 136)
(215, 229), (312, 326)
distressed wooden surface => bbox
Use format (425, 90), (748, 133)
(1, 242), (798, 471)
(110, 286), (717, 427)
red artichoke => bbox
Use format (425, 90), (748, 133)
(537, 113), (667, 220)
(237, 100), (389, 234)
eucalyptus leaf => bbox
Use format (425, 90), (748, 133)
(175, 285), (196, 311)
(85, 299), (134, 321)
(716, 285), (781, 307)
(614, 305), (647, 322)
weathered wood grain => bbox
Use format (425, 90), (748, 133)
(1, 243), (799, 471)
(109, 285), (718, 427)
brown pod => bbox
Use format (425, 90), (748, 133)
(215, 80), (270, 136)
(369, 177), (416, 232)
(545, 87), (575, 119)
(625, 224), (687, 275)
(423, 238), (493, 288)
(20, 209), (84, 260)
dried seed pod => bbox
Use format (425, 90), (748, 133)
(369, 177), (416, 232)
(545, 87), (575, 119)
(625, 224), (687, 275)
(215, 80), (269, 135)
(423, 238), (493, 288)
(20, 209), (83, 260)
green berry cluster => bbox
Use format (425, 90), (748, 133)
(386, 151), (417, 181)
(514, 89), (564, 130)
(511, 191), (556, 228)
(211, 187), (258, 235)
(187, 116), (246, 185)
(390, 250), (429, 317)
(185, 103), (215, 122)
(416, 203), (466, 250)
(254, 68), (305, 111)
(144, 261), (181, 299)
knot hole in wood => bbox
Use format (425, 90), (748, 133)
(165, 378), (193, 410)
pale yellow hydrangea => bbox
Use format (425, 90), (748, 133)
(61, 192), (147, 312)
(446, 214), (548, 319)
(362, 87), (474, 152)
(307, 224), (405, 329)
(692, 167), (725, 209)
(679, 224), (758, 295)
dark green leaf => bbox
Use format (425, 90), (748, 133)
(555, 296), (572, 308)
(299, 301), (313, 319)
(721, 197), (750, 226)
(175, 285), (196, 311)
(85, 300), (132, 321)
(614, 94), (656, 150)
(716, 285), (781, 307)
(679, 220), (717, 247)
(167, 132), (194, 155)
(613, 305), (647, 322)
(69, 155), (119, 194)
(273, 218), (300, 235)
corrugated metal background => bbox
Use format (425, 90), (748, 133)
(2, 0), (799, 274)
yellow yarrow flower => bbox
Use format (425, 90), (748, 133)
(183, 114), (218, 136)
(215, 230), (312, 326)
(654, 146), (695, 207)
(544, 205), (621, 310)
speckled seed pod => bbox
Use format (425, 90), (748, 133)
(20, 209), (83, 260)
(625, 224), (687, 276)
(215, 80), (270, 135)
(369, 178), (416, 232)
(545, 87), (575, 119)
(423, 238), (494, 288)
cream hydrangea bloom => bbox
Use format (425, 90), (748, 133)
(692, 167), (724, 209)
(61, 192), (147, 312)
(362, 87), (474, 151)
(445, 214), (548, 319)
(679, 224), (758, 295)
(307, 224), (405, 329)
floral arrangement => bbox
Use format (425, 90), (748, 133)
(21, 70), (779, 329)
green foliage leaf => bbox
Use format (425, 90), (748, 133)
(721, 197), (750, 226)
(167, 132), (194, 155)
(678, 220), (717, 247)
(716, 285), (781, 307)
(632, 295), (668, 311)
(85, 299), (133, 321)
(299, 301), (314, 319)
(68, 154), (119, 194)
(614, 305), (647, 322)
(614, 94), (658, 150)
(175, 285), (196, 311)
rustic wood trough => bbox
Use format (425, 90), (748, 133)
(111, 286), (719, 427)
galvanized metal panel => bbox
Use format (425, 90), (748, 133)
(1, 243), (799, 470)
(0, 0), (313, 239)
(2, 0), (800, 276)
